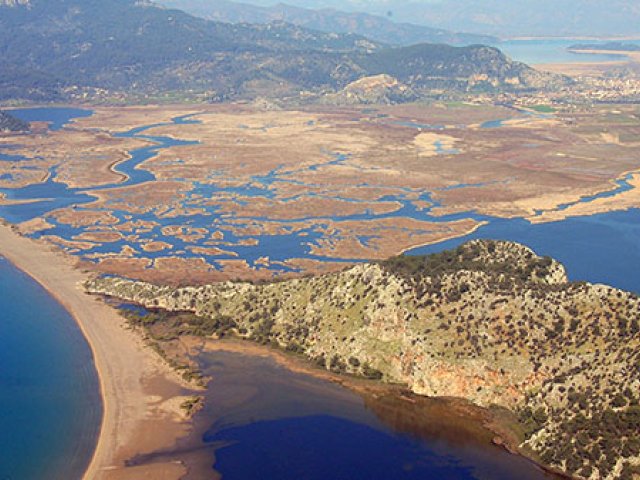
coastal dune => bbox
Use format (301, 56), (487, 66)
(0, 224), (188, 480)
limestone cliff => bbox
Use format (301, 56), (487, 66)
(87, 240), (640, 480)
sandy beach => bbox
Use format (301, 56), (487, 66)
(0, 223), (191, 480)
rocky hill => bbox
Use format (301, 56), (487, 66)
(361, 43), (561, 91)
(319, 74), (418, 105)
(159, 0), (498, 47)
(0, 0), (566, 102)
(87, 239), (640, 479)
(356, 0), (640, 38)
(0, 111), (29, 132)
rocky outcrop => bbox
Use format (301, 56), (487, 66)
(320, 74), (419, 105)
(87, 239), (640, 479)
(359, 44), (570, 93)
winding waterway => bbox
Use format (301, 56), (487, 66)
(1, 107), (639, 478)
(3, 107), (640, 292)
(0, 109), (198, 223)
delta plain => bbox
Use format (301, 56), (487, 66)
(2, 1), (640, 480)
(3, 101), (640, 284)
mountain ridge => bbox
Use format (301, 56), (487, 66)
(158, 0), (498, 47)
(250, 0), (640, 38)
(356, 0), (640, 38)
(0, 0), (565, 103)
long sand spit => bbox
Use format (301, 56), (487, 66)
(0, 223), (189, 480)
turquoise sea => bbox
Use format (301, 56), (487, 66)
(0, 258), (101, 480)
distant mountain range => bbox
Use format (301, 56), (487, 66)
(225, 0), (640, 38)
(0, 0), (563, 103)
(345, 0), (640, 38)
(158, 0), (498, 47)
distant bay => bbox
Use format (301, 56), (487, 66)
(409, 208), (640, 294)
(9, 107), (93, 131)
(495, 38), (640, 64)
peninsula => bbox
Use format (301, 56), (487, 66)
(87, 239), (640, 480)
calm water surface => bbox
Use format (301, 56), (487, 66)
(494, 39), (640, 64)
(0, 258), (101, 480)
(183, 350), (557, 480)
(9, 107), (93, 131)
(409, 209), (640, 294)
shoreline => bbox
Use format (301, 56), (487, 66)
(0, 234), (579, 479)
(504, 35), (640, 41)
(398, 220), (488, 256)
(567, 48), (640, 59)
(189, 337), (570, 479)
(0, 222), (190, 480)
